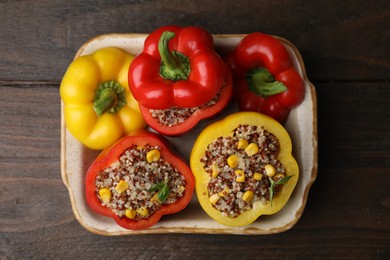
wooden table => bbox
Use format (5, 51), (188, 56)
(1, 0), (389, 258)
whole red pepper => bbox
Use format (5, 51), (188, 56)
(129, 25), (227, 109)
(85, 130), (195, 230)
(225, 32), (305, 122)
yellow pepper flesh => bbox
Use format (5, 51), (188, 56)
(60, 47), (146, 150)
(190, 112), (299, 227)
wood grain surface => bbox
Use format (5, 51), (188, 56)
(1, 0), (389, 259)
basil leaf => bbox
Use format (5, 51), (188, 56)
(148, 182), (165, 192)
(158, 183), (170, 203)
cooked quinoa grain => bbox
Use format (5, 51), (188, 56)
(95, 145), (186, 220)
(200, 125), (287, 218)
(149, 87), (222, 126)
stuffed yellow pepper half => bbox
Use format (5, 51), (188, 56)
(190, 112), (299, 226)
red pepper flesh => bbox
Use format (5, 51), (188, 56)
(225, 32), (305, 122)
(129, 25), (227, 109)
(85, 130), (195, 230)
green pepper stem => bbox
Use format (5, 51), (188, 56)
(247, 68), (287, 97)
(158, 31), (191, 81)
(93, 80), (127, 117)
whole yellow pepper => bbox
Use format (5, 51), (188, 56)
(60, 47), (146, 150)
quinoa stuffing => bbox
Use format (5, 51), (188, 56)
(200, 124), (290, 218)
(149, 86), (222, 126)
(95, 144), (186, 220)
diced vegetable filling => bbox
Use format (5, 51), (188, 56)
(200, 125), (289, 218)
(149, 86), (222, 126)
(95, 145), (186, 220)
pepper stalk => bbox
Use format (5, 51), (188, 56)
(158, 31), (191, 81)
(93, 80), (127, 117)
(246, 68), (287, 97)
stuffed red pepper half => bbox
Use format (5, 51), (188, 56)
(225, 32), (305, 123)
(85, 130), (195, 230)
(129, 25), (233, 136)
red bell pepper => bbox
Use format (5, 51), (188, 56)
(225, 32), (305, 122)
(85, 130), (195, 230)
(129, 25), (226, 109)
(128, 25), (232, 135)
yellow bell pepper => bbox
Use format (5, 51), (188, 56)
(60, 47), (146, 150)
(190, 111), (299, 226)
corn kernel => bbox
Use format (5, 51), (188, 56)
(264, 164), (276, 177)
(114, 180), (129, 194)
(237, 139), (249, 149)
(235, 169), (245, 182)
(98, 188), (112, 203)
(218, 186), (230, 197)
(178, 185), (185, 194)
(146, 149), (161, 163)
(227, 154), (239, 168)
(242, 190), (254, 202)
(150, 193), (162, 204)
(253, 172), (263, 181)
(125, 209), (137, 219)
(137, 206), (149, 217)
(245, 143), (259, 156)
(211, 164), (220, 178)
(209, 193), (220, 205)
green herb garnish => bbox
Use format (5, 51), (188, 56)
(148, 181), (170, 203)
(269, 175), (294, 206)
